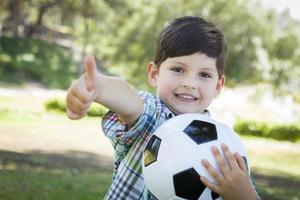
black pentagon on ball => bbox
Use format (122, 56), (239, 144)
(173, 168), (206, 200)
(144, 135), (161, 167)
(148, 190), (158, 200)
(183, 120), (218, 144)
(211, 190), (220, 199)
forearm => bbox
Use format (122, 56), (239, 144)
(94, 73), (143, 126)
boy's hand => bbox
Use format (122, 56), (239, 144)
(66, 55), (98, 119)
(200, 144), (257, 200)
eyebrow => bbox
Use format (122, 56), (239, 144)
(168, 61), (186, 66)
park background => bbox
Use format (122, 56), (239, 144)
(0, 0), (300, 199)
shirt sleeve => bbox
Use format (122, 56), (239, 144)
(101, 91), (158, 152)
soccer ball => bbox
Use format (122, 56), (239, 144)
(142, 113), (249, 200)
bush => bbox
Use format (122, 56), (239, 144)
(0, 36), (77, 89)
(44, 98), (108, 117)
(45, 98), (66, 113)
(234, 120), (300, 142)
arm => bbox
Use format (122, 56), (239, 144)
(66, 55), (143, 126)
(200, 144), (259, 200)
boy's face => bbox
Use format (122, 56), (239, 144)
(147, 53), (224, 115)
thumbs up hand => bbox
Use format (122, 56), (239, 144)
(66, 55), (143, 125)
(66, 55), (99, 119)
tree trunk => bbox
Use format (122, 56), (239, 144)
(4, 0), (24, 37)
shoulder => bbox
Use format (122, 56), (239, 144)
(138, 90), (156, 101)
(137, 91), (159, 113)
(139, 90), (174, 117)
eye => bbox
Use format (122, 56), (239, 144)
(171, 67), (184, 73)
(199, 72), (212, 79)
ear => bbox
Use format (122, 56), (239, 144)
(147, 61), (159, 87)
(214, 75), (225, 98)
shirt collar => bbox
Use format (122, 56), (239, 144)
(156, 95), (211, 119)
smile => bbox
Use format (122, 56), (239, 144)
(175, 94), (198, 101)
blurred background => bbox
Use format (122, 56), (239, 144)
(0, 0), (299, 199)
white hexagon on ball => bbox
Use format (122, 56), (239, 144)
(142, 113), (249, 200)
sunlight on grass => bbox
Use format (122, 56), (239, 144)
(244, 137), (300, 179)
(250, 153), (300, 180)
(1, 100), (300, 200)
(0, 108), (100, 126)
(0, 95), (47, 113)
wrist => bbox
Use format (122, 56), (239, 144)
(245, 187), (259, 200)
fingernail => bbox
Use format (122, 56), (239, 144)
(201, 159), (208, 165)
(221, 143), (227, 148)
(200, 176), (207, 182)
(211, 146), (218, 151)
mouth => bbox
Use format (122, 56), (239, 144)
(174, 93), (199, 102)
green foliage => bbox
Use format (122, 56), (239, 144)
(0, 36), (77, 88)
(1, 0), (300, 94)
(87, 103), (108, 117)
(44, 98), (66, 113)
(86, 0), (300, 92)
(273, 34), (298, 60)
(44, 98), (108, 117)
(234, 120), (300, 142)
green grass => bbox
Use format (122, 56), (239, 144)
(0, 170), (109, 199)
(243, 137), (300, 199)
(0, 96), (114, 200)
(0, 165), (112, 200)
(1, 108), (300, 200)
(0, 108), (99, 125)
(244, 136), (300, 178)
(250, 150), (300, 179)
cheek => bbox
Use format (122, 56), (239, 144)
(199, 83), (217, 97)
(157, 79), (175, 95)
(158, 82), (173, 93)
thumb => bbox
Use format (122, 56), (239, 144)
(84, 55), (97, 91)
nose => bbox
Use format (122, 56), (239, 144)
(181, 76), (197, 90)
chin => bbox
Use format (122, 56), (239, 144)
(172, 108), (202, 115)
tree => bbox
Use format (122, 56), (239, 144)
(0, 0), (299, 94)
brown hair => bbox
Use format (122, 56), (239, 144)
(154, 16), (227, 78)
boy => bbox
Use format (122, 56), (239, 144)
(66, 16), (260, 200)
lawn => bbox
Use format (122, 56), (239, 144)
(0, 95), (300, 200)
(245, 137), (300, 199)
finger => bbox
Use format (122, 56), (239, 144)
(84, 55), (97, 91)
(234, 152), (248, 172)
(69, 84), (94, 104)
(201, 159), (223, 183)
(211, 146), (230, 175)
(66, 108), (85, 120)
(200, 176), (221, 194)
(66, 94), (89, 114)
(221, 143), (239, 170)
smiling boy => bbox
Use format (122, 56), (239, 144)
(147, 53), (224, 115)
(66, 16), (260, 200)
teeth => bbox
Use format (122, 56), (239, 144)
(176, 94), (197, 100)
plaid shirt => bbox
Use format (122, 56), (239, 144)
(101, 91), (260, 200)
(102, 91), (175, 199)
